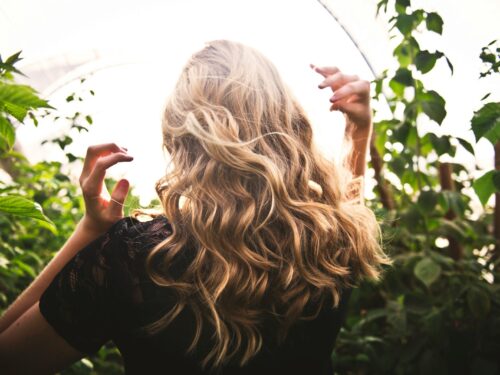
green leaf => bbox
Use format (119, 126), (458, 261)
(376, 0), (388, 15)
(439, 218), (466, 240)
(429, 252), (454, 267)
(467, 287), (491, 319)
(481, 93), (491, 101)
(389, 68), (413, 97)
(85, 115), (93, 124)
(394, 37), (420, 68)
(389, 155), (408, 176)
(415, 51), (438, 74)
(0, 83), (52, 122)
(426, 12), (443, 34)
(0, 195), (57, 232)
(417, 190), (438, 213)
(418, 90), (446, 125)
(473, 170), (500, 206)
(0, 51), (25, 76)
(4, 102), (27, 122)
(386, 296), (407, 334)
(395, 13), (415, 35)
(5, 51), (23, 66)
(395, 0), (410, 9)
(0, 116), (15, 152)
(438, 191), (466, 217)
(445, 56), (454, 74)
(428, 134), (453, 156)
(456, 137), (475, 156)
(400, 206), (423, 228)
(471, 102), (500, 144)
(393, 68), (414, 86)
(393, 122), (411, 144)
(28, 111), (39, 126)
(414, 257), (441, 287)
(389, 79), (405, 97)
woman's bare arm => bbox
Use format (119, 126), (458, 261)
(311, 65), (373, 199)
(344, 120), (373, 179)
(0, 143), (132, 333)
(0, 220), (103, 334)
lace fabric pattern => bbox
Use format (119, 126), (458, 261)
(38, 215), (172, 355)
(38, 215), (350, 374)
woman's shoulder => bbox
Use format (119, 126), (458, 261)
(111, 213), (172, 238)
(108, 215), (172, 241)
(104, 214), (173, 259)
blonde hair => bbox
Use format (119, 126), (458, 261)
(140, 40), (389, 368)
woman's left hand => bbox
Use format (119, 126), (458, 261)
(311, 64), (372, 135)
(79, 143), (134, 235)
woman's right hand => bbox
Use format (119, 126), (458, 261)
(79, 143), (133, 236)
(311, 64), (372, 136)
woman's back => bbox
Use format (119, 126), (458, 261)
(39, 215), (351, 374)
(0, 39), (388, 374)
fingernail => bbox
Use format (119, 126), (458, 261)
(118, 179), (129, 190)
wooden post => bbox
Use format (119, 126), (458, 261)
(369, 133), (395, 210)
(494, 141), (500, 258)
(438, 162), (463, 260)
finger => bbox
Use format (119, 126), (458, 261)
(330, 80), (371, 103)
(82, 152), (134, 197)
(329, 97), (349, 112)
(81, 143), (128, 180)
(310, 64), (340, 78)
(109, 179), (130, 217)
(319, 72), (359, 91)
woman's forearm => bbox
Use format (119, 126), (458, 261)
(0, 218), (102, 333)
(0, 143), (132, 333)
(344, 119), (373, 178)
(342, 118), (373, 203)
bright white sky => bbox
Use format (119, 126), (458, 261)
(1, 0), (499, 205)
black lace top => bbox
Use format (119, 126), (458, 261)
(39, 215), (351, 374)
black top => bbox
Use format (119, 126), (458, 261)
(39, 215), (351, 374)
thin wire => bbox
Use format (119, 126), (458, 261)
(316, 0), (377, 77)
(316, 0), (391, 116)
(88, 196), (131, 208)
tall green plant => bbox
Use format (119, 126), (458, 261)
(333, 1), (500, 374)
(0, 52), (56, 231)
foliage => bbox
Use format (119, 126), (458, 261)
(0, 55), (151, 374)
(333, 1), (500, 374)
(0, 52), (56, 230)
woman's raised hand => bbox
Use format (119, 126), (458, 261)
(311, 64), (372, 135)
(79, 143), (134, 235)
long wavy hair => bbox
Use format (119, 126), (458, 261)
(140, 40), (390, 369)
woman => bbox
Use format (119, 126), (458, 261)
(0, 40), (389, 374)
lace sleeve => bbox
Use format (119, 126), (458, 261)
(38, 217), (138, 355)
